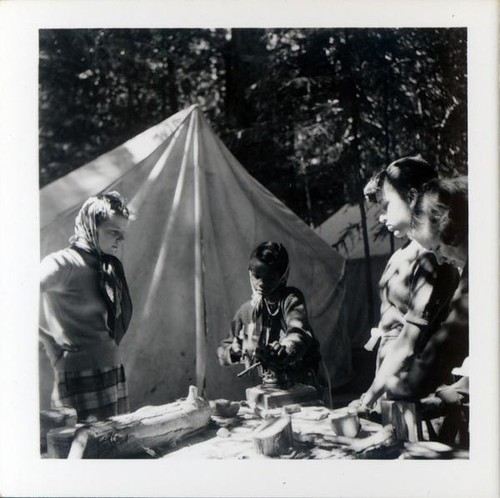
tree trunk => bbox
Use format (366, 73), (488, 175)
(381, 400), (420, 443)
(223, 29), (266, 130)
(67, 386), (212, 459)
(382, 34), (396, 256)
(343, 31), (375, 325)
(166, 55), (179, 114)
(300, 158), (315, 228)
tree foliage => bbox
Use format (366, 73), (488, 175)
(39, 28), (467, 226)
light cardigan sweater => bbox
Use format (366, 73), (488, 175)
(40, 247), (122, 372)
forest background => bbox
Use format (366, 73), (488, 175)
(39, 27), (467, 235)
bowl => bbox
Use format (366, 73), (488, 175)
(404, 441), (454, 459)
(330, 409), (361, 438)
(211, 399), (240, 418)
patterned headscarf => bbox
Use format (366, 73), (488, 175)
(247, 242), (290, 347)
(69, 193), (133, 345)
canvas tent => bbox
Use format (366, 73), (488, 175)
(315, 203), (403, 348)
(40, 105), (348, 411)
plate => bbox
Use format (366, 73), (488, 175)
(405, 441), (454, 459)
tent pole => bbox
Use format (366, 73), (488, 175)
(193, 108), (207, 396)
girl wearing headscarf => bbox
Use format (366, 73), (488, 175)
(217, 241), (324, 395)
(40, 191), (133, 422)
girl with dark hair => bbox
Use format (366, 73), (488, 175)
(410, 176), (468, 268)
(349, 157), (460, 416)
(40, 191), (134, 422)
(375, 155), (439, 238)
(386, 177), (469, 447)
(217, 241), (324, 397)
(388, 176), (469, 397)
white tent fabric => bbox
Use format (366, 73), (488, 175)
(40, 105), (349, 411)
(316, 203), (403, 347)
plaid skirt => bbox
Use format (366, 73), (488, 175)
(52, 364), (129, 422)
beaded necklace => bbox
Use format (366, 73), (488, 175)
(264, 298), (280, 317)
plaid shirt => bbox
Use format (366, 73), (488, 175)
(404, 263), (469, 396)
(378, 240), (460, 338)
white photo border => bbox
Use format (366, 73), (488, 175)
(0, 1), (498, 497)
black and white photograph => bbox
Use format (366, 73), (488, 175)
(0, 1), (498, 497)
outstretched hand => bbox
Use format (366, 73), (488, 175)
(280, 336), (305, 361)
(229, 337), (243, 362)
(347, 397), (365, 414)
(256, 342), (289, 368)
(347, 394), (373, 417)
(256, 336), (305, 369)
(269, 340), (287, 357)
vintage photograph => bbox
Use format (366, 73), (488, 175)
(0, 1), (498, 497)
(38, 27), (469, 459)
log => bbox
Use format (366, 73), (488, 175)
(47, 426), (79, 458)
(67, 386), (212, 459)
(350, 424), (398, 457)
(252, 415), (294, 456)
(381, 400), (419, 443)
(40, 407), (77, 454)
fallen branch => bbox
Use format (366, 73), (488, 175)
(66, 386), (212, 459)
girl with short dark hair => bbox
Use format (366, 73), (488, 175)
(388, 176), (469, 398)
(349, 157), (460, 415)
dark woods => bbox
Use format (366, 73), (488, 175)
(39, 28), (467, 227)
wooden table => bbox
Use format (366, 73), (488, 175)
(159, 404), (400, 460)
(41, 397), (469, 459)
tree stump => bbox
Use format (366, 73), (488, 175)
(67, 385), (212, 459)
(381, 400), (419, 442)
(47, 426), (79, 458)
(40, 407), (77, 454)
(252, 415), (294, 457)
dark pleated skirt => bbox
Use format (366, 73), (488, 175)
(52, 365), (129, 422)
